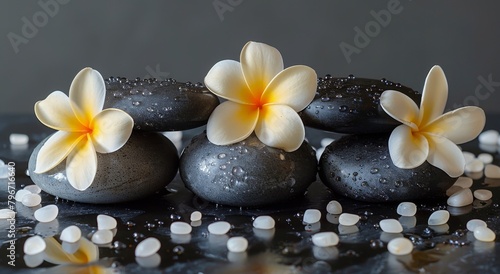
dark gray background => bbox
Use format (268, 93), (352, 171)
(1, 0), (499, 115)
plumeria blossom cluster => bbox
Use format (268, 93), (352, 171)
(204, 41), (317, 152)
(380, 65), (486, 177)
(34, 68), (134, 191)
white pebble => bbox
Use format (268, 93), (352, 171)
(379, 219), (403, 233)
(447, 188), (473, 207)
(15, 189), (31, 202)
(477, 153), (494, 164)
(170, 221), (192, 235)
(396, 202), (417, 216)
(91, 229), (113, 244)
(22, 194), (42, 207)
(465, 159), (484, 173)
(453, 177), (473, 188)
(226, 236), (248, 252)
(253, 216), (275, 230)
(326, 200), (342, 215)
(208, 221), (231, 235)
(34, 204), (58, 222)
(23, 236), (46, 255)
(387, 237), (413, 255)
(9, 133), (29, 145)
(60, 225), (82, 243)
(339, 213), (360, 226)
(0, 165), (8, 179)
(135, 237), (161, 257)
(467, 219), (487, 232)
(190, 211), (202, 222)
(312, 232), (339, 247)
(484, 164), (500, 179)
(446, 185), (464, 197)
(428, 210), (450, 225)
(0, 209), (15, 219)
(303, 209), (321, 224)
(478, 130), (499, 145)
(473, 226), (496, 242)
(320, 138), (335, 147)
(24, 185), (41, 194)
(97, 214), (117, 230)
(474, 189), (493, 201)
(462, 151), (476, 164)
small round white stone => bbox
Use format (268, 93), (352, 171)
(91, 229), (113, 244)
(339, 213), (360, 226)
(253, 216), (275, 230)
(190, 211), (202, 222)
(477, 153), (493, 164)
(21, 193), (42, 207)
(24, 235), (46, 255)
(478, 130), (499, 145)
(473, 226), (496, 242)
(303, 209), (321, 224)
(396, 202), (417, 216)
(326, 200), (342, 215)
(135, 237), (161, 257)
(387, 237), (413, 255)
(24, 185), (42, 194)
(465, 159), (484, 173)
(467, 219), (487, 232)
(170, 221), (192, 235)
(208, 221), (231, 235)
(428, 210), (450, 226)
(484, 164), (500, 179)
(379, 219), (403, 233)
(446, 185), (464, 197)
(320, 138), (335, 147)
(474, 189), (493, 201)
(9, 133), (29, 145)
(60, 225), (82, 243)
(226, 236), (248, 252)
(97, 214), (117, 230)
(312, 232), (339, 247)
(0, 209), (15, 219)
(34, 204), (58, 222)
(462, 151), (476, 164)
(453, 177), (473, 188)
(447, 188), (473, 207)
(15, 189), (31, 202)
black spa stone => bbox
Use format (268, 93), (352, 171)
(104, 77), (219, 131)
(179, 132), (317, 207)
(299, 75), (421, 134)
(318, 134), (456, 202)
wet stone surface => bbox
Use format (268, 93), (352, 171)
(299, 75), (421, 134)
(179, 132), (318, 207)
(319, 133), (456, 202)
(104, 77), (219, 131)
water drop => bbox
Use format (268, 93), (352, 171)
(142, 89), (152, 96)
(339, 105), (349, 112)
(132, 101), (141, 106)
(146, 107), (154, 112)
(218, 153), (226, 159)
(370, 168), (379, 174)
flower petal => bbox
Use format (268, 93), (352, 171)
(425, 135), (465, 177)
(34, 91), (86, 132)
(44, 237), (98, 265)
(66, 136), (97, 191)
(254, 105), (305, 152)
(69, 68), (106, 127)
(421, 106), (486, 144)
(90, 109), (134, 153)
(418, 65), (448, 127)
(206, 101), (259, 145)
(261, 65), (317, 111)
(380, 90), (420, 128)
(204, 60), (254, 104)
(241, 41), (284, 99)
(388, 124), (429, 169)
(34, 131), (85, 174)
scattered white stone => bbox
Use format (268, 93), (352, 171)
(0, 159), (4, 165)
(9, 133), (29, 145)
(396, 202), (417, 216)
(22, 193), (42, 207)
(227, 236), (248, 252)
(326, 200), (342, 215)
(447, 188), (473, 207)
(190, 211), (202, 222)
(24, 185), (41, 194)
(15, 189), (31, 202)
(135, 237), (161, 257)
(135, 253), (161, 268)
(253, 216), (275, 230)
(34, 204), (58, 222)
(338, 224), (359, 235)
(97, 214), (117, 230)
(446, 185), (463, 197)
(0, 209), (15, 219)
(91, 229), (113, 244)
(387, 237), (413, 255)
(462, 151), (476, 164)
(339, 213), (360, 226)
(60, 225), (82, 243)
(473, 226), (496, 242)
(170, 221), (192, 235)
(24, 252), (45, 268)
(379, 219), (403, 233)
(428, 210), (450, 225)
(303, 209), (321, 224)
(321, 138), (335, 147)
(474, 189), (493, 201)
(477, 153), (494, 164)
(484, 164), (500, 179)
(0, 165), (8, 179)
(208, 221), (231, 235)
(399, 216), (417, 229)
(62, 241), (81, 254)
(312, 232), (339, 247)
(467, 219), (487, 232)
(453, 177), (473, 188)
(478, 130), (499, 145)
(23, 235), (46, 255)
(465, 159), (484, 173)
